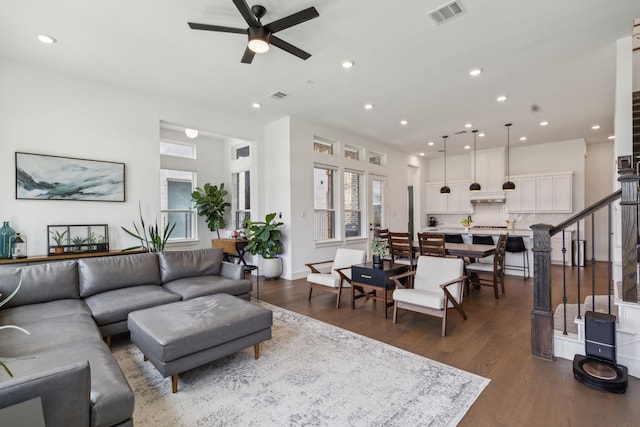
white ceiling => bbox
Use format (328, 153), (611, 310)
(2, 0), (639, 157)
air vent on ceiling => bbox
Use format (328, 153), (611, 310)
(428, 1), (466, 25)
(269, 91), (288, 100)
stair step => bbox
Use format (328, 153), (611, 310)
(553, 295), (617, 335)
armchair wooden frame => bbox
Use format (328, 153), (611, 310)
(306, 262), (364, 308)
(390, 270), (468, 336)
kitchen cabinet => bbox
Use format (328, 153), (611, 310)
(426, 181), (473, 214)
(505, 177), (536, 213)
(535, 173), (572, 213)
(474, 148), (505, 193)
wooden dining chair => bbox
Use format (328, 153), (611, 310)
(417, 232), (446, 257)
(465, 234), (508, 299)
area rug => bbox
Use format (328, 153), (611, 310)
(112, 302), (489, 426)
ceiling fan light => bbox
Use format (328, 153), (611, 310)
(248, 27), (270, 53)
(470, 182), (481, 192)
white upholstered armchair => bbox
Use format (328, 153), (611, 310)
(390, 255), (467, 336)
(306, 248), (366, 308)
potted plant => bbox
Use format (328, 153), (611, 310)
(192, 183), (231, 239)
(460, 216), (473, 233)
(50, 229), (68, 254)
(72, 236), (86, 252)
(370, 237), (388, 269)
(122, 203), (176, 252)
(245, 212), (284, 279)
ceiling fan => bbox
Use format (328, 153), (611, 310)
(188, 0), (319, 64)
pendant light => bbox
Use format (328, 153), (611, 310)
(440, 135), (450, 194)
(502, 123), (516, 191)
(469, 129), (481, 192)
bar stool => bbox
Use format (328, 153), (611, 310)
(505, 236), (530, 280)
(472, 235), (495, 245)
(445, 234), (464, 243)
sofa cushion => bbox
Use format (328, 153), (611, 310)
(82, 285), (181, 326)
(3, 340), (134, 427)
(158, 248), (223, 283)
(163, 275), (252, 300)
(0, 312), (103, 357)
(0, 299), (91, 327)
(78, 252), (161, 298)
(0, 261), (79, 308)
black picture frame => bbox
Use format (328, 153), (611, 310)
(15, 152), (125, 202)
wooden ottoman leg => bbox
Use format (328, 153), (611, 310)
(254, 343), (260, 359)
(172, 374), (178, 393)
(143, 354), (148, 361)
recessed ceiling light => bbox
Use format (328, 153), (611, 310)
(252, 102), (261, 109)
(478, 133), (485, 137)
(427, 141), (434, 146)
(364, 103), (374, 110)
(37, 34), (57, 44)
(496, 95), (507, 102)
(341, 60), (355, 69)
(464, 145), (471, 150)
(540, 121), (549, 126)
(591, 125), (600, 130)
(519, 136), (527, 141)
(185, 128), (199, 139)
(419, 152), (425, 156)
(469, 68), (482, 77)
(608, 135), (615, 140)
(400, 120), (408, 125)
(464, 123), (472, 128)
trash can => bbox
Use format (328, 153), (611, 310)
(572, 240), (585, 266)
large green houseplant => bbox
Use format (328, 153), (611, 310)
(192, 183), (231, 238)
(245, 212), (284, 279)
(122, 203), (176, 252)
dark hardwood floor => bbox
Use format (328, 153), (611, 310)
(251, 262), (638, 426)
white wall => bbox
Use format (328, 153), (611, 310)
(0, 58), (262, 256)
(585, 142), (614, 261)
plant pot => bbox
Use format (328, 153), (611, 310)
(372, 255), (384, 269)
(54, 247), (64, 254)
(262, 257), (282, 280)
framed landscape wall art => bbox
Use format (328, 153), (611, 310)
(15, 152), (125, 201)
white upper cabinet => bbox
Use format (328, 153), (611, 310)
(474, 148), (505, 193)
(426, 181), (473, 214)
(505, 177), (536, 213)
(506, 172), (573, 214)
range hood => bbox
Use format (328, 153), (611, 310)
(470, 192), (506, 204)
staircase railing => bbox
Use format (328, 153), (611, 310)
(530, 156), (638, 360)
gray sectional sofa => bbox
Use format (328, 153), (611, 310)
(0, 248), (252, 427)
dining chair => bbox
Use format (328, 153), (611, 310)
(390, 256), (467, 336)
(306, 248), (366, 308)
(417, 232), (446, 257)
(465, 234), (507, 299)
(388, 232), (417, 287)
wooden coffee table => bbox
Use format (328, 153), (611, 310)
(350, 262), (409, 318)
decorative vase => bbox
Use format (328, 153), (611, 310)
(0, 221), (16, 259)
(262, 257), (282, 280)
(372, 255), (384, 269)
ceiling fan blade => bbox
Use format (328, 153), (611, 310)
(241, 47), (255, 64)
(270, 35), (311, 60)
(232, 0), (259, 27)
(264, 7), (319, 34)
(188, 22), (246, 34)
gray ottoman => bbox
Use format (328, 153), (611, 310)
(128, 293), (272, 393)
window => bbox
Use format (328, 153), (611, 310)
(371, 177), (385, 229)
(232, 170), (251, 229)
(314, 165), (336, 241)
(314, 136), (336, 155)
(160, 169), (196, 240)
(369, 151), (386, 166)
(160, 140), (195, 159)
(233, 145), (250, 160)
(344, 170), (363, 237)
(344, 144), (361, 160)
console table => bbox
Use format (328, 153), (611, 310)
(0, 250), (146, 266)
(211, 239), (260, 300)
(351, 262), (408, 318)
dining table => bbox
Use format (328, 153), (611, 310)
(444, 242), (495, 261)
